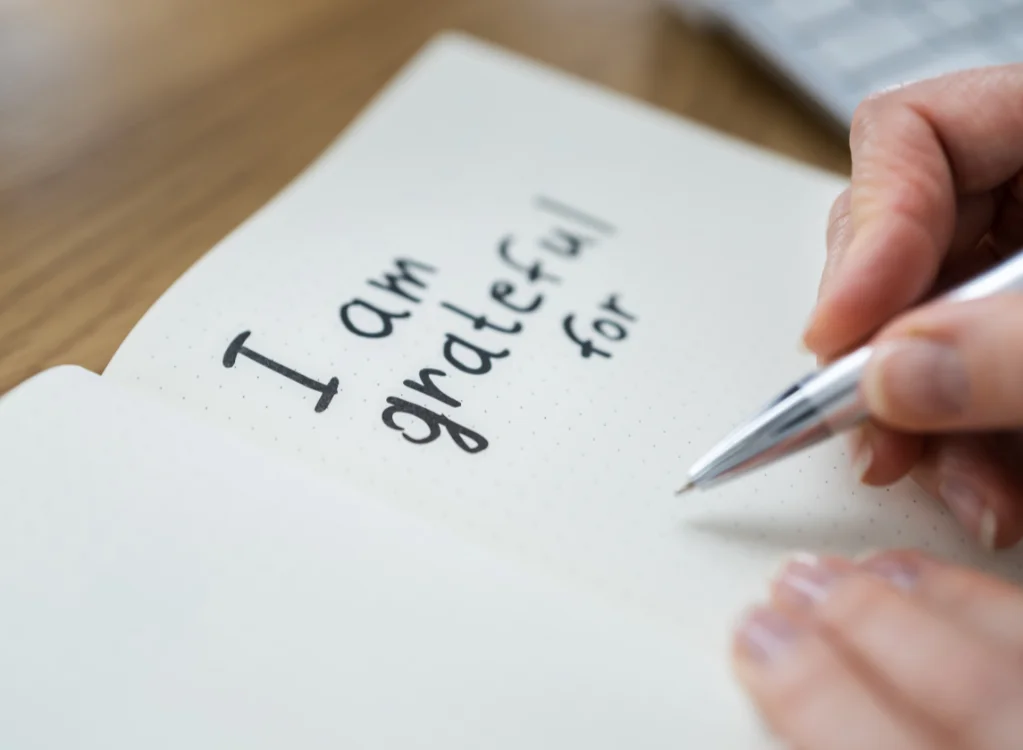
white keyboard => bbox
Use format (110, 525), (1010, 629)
(664, 0), (1023, 127)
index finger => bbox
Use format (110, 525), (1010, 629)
(803, 65), (1023, 359)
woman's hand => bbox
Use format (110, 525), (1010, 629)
(734, 550), (1023, 749)
(805, 66), (1023, 549)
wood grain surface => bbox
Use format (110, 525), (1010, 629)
(0, 0), (850, 395)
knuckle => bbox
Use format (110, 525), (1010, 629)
(885, 155), (950, 225)
(849, 90), (926, 169)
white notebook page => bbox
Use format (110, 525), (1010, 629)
(2, 366), (758, 747)
(105, 33), (1023, 640)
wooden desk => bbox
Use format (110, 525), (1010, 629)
(0, 0), (850, 395)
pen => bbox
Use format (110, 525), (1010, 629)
(677, 249), (1023, 495)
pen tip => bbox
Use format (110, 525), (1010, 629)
(675, 481), (695, 497)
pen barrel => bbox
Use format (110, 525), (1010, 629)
(802, 346), (870, 433)
(805, 249), (1023, 434)
(685, 347), (871, 488)
(685, 251), (1023, 491)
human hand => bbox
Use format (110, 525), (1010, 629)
(805, 66), (1023, 549)
(734, 550), (1023, 749)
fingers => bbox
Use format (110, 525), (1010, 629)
(909, 434), (1023, 550)
(852, 293), (1023, 530)
(819, 189), (996, 315)
(807, 564), (1023, 748)
(806, 65), (1023, 359)
(859, 550), (1023, 652)
(735, 552), (1023, 749)
(733, 605), (938, 750)
(847, 426), (1023, 551)
(862, 295), (1023, 432)
(849, 421), (923, 487)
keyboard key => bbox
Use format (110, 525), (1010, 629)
(817, 15), (922, 72)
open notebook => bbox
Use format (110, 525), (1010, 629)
(6, 32), (1023, 747)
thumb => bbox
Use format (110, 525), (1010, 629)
(862, 294), (1023, 432)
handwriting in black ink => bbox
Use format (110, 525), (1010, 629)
(371, 198), (616, 452)
(223, 331), (339, 412)
(366, 258), (437, 303)
(381, 397), (488, 453)
(339, 258), (436, 339)
(562, 293), (638, 360)
(534, 195), (617, 236)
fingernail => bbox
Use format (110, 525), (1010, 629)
(980, 508), (998, 551)
(774, 553), (843, 608)
(938, 476), (996, 549)
(801, 311), (821, 350)
(817, 252), (843, 303)
(866, 340), (969, 420)
(859, 555), (919, 590)
(848, 429), (872, 483)
(802, 227), (871, 353)
(735, 606), (802, 664)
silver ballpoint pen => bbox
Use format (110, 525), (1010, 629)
(677, 249), (1023, 495)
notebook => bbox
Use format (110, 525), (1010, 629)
(5, 31), (1023, 747)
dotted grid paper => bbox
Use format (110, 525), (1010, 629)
(720, 0), (1023, 125)
(3, 367), (750, 747)
(105, 34), (1023, 643)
